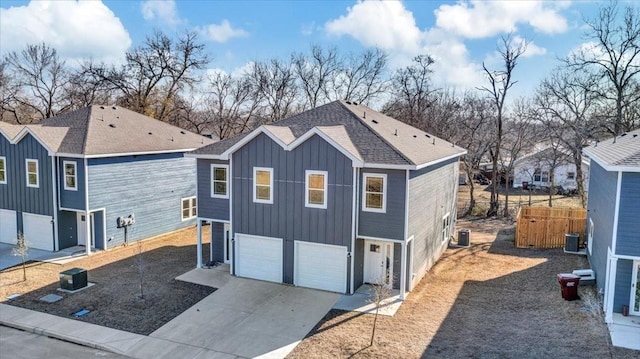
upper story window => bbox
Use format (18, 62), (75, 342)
(253, 167), (273, 204)
(567, 172), (575, 180)
(26, 159), (39, 188)
(305, 170), (328, 209)
(211, 164), (229, 198)
(0, 157), (6, 184)
(182, 197), (197, 220)
(363, 173), (386, 213)
(64, 161), (77, 191)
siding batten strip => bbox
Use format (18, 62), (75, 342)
(350, 166), (357, 294)
(84, 158), (91, 256)
(51, 156), (58, 251)
(612, 171), (622, 255)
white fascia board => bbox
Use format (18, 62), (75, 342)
(363, 163), (414, 170)
(414, 152), (465, 170)
(12, 127), (56, 154)
(288, 128), (365, 167)
(84, 148), (195, 158)
(583, 148), (640, 173)
(220, 126), (288, 159)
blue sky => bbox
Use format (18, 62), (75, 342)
(0, 0), (629, 103)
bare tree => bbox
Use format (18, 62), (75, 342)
(334, 48), (388, 104)
(566, 1), (640, 135)
(81, 30), (210, 122)
(294, 45), (341, 109)
(12, 232), (29, 281)
(4, 43), (70, 121)
(247, 57), (301, 123)
(382, 55), (437, 128)
(368, 278), (393, 347)
(134, 239), (146, 300)
(536, 68), (601, 207)
(478, 34), (527, 217)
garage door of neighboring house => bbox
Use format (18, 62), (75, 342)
(22, 213), (54, 251)
(294, 241), (348, 293)
(235, 234), (283, 283)
(0, 209), (17, 244)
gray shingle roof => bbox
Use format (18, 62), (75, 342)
(191, 100), (466, 167)
(0, 105), (213, 156)
(583, 128), (640, 170)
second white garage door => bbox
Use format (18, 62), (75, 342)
(294, 241), (348, 293)
(22, 213), (54, 251)
(235, 234), (283, 283)
(0, 209), (17, 245)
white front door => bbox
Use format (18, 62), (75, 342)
(77, 212), (95, 247)
(631, 261), (640, 316)
(363, 240), (393, 287)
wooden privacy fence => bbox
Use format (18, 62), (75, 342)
(515, 207), (587, 249)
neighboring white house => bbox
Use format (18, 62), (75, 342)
(512, 145), (589, 191)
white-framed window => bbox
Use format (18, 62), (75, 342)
(533, 168), (541, 182)
(442, 212), (451, 242)
(181, 197), (197, 220)
(211, 164), (229, 198)
(567, 172), (575, 180)
(0, 156), (6, 184)
(305, 170), (328, 209)
(253, 167), (273, 204)
(63, 160), (77, 191)
(362, 173), (387, 213)
(588, 218), (594, 254)
(533, 168), (549, 183)
(26, 159), (39, 188)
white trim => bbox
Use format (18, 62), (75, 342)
(11, 127), (56, 154)
(63, 160), (78, 191)
(83, 158), (91, 255)
(0, 156), (6, 184)
(363, 163), (414, 170)
(357, 234), (404, 243)
(630, 260), (640, 316)
(51, 156), (58, 251)
(197, 216), (230, 223)
(210, 164), (229, 199)
(442, 212), (451, 243)
(605, 248), (617, 323)
(25, 158), (39, 188)
(305, 170), (328, 209)
(583, 148), (640, 173)
(362, 173), (387, 213)
(229, 154), (234, 274)
(181, 196), (197, 221)
(253, 167), (274, 204)
(288, 127), (365, 167)
(196, 220), (203, 268)
(363, 239), (394, 288)
(414, 152), (467, 170)
(588, 218), (594, 255)
(350, 167), (358, 294)
(612, 171), (622, 255)
(407, 236), (414, 292)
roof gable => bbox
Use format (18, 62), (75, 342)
(584, 129), (640, 172)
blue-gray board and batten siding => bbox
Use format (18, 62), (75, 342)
(407, 157), (459, 289)
(58, 157), (85, 210)
(87, 153), (197, 248)
(613, 259), (633, 314)
(231, 132), (354, 286)
(615, 172), (640, 257)
(586, 161), (617, 292)
(197, 159), (230, 221)
(357, 169), (406, 241)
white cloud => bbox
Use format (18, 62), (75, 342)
(325, 0), (421, 54)
(141, 0), (183, 27)
(0, 1), (131, 65)
(519, 39), (547, 58)
(198, 20), (249, 43)
(435, 0), (569, 39)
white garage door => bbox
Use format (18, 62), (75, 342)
(0, 209), (17, 244)
(22, 213), (54, 251)
(235, 234), (282, 283)
(294, 241), (348, 293)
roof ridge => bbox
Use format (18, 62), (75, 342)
(337, 100), (415, 166)
(82, 105), (95, 155)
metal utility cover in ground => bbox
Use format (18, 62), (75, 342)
(40, 294), (63, 303)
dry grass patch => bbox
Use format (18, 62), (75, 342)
(0, 226), (213, 335)
(288, 219), (638, 358)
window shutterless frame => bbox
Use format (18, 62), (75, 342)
(0, 156), (6, 184)
(63, 160), (78, 191)
(362, 173), (387, 213)
(305, 170), (328, 209)
(181, 197), (197, 220)
(211, 164), (229, 198)
(253, 167), (273, 204)
(26, 159), (39, 188)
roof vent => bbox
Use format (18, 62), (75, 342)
(180, 130), (186, 134)
(372, 119), (378, 124)
(634, 134), (638, 138)
(171, 136), (174, 142)
(346, 101), (352, 105)
(621, 133), (627, 137)
(109, 124), (116, 128)
(432, 138), (436, 145)
(148, 132), (152, 135)
(413, 135), (417, 138)
(425, 134), (431, 138)
(353, 102), (358, 105)
(100, 106), (104, 109)
(394, 129), (398, 136)
(112, 106), (116, 110)
(363, 112), (366, 119)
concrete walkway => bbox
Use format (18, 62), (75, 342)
(0, 268), (339, 359)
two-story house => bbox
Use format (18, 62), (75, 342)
(0, 105), (212, 254)
(189, 100), (466, 297)
(584, 129), (640, 322)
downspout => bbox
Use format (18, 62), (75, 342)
(612, 171), (622, 255)
(84, 158), (90, 256)
(229, 154), (234, 275)
(51, 156), (59, 251)
(196, 159), (202, 268)
(350, 166), (358, 294)
(400, 169), (410, 300)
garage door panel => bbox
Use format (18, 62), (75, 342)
(0, 209), (17, 245)
(235, 234), (282, 283)
(23, 213), (54, 251)
(295, 241), (347, 293)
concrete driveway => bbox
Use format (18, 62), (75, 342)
(0, 243), (86, 270)
(145, 268), (340, 359)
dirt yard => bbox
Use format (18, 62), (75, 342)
(288, 219), (639, 359)
(0, 226), (213, 335)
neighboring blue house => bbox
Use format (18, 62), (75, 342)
(0, 105), (213, 254)
(189, 100), (466, 297)
(583, 128), (640, 322)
